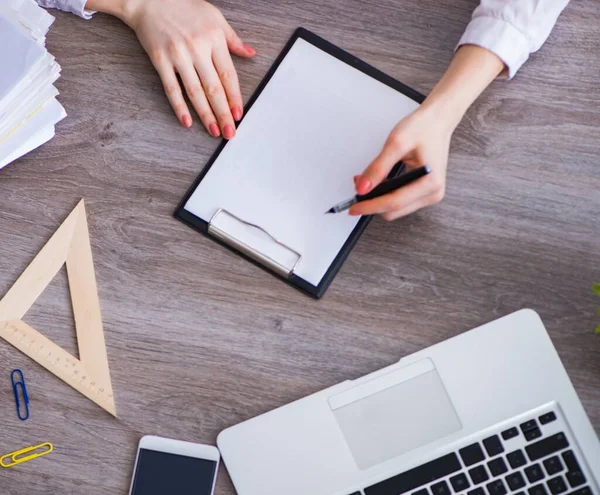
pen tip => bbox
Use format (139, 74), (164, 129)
(325, 209), (334, 214)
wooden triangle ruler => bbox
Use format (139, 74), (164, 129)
(0, 200), (116, 416)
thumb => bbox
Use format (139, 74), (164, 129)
(225, 24), (256, 58)
(356, 138), (410, 195)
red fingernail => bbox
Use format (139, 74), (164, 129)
(182, 115), (192, 128)
(243, 43), (257, 56)
(223, 124), (235, 139)
(232, 106), (243, 121)
(357, 177), (371, 194)
(209, 123), (220, 137)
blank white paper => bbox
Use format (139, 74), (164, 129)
(184, 38), (420, 286)
(0, 125), (54, 170)
(0, 0), (54, 41)
(0, 77), (59, 139)
(0, 15), (47, 105)
(0, 97), (65, 169)
(0, 2), (64, 169)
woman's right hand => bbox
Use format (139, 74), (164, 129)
(350, 106), (453, 220)
(351, 45), (505, 220)
(120, 0), (256, 139)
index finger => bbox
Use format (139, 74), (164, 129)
(356, 139), (410, 195)
(195, 56), (236, 139)
(213, 42), (243, 121)
(349, 174), (434, 216)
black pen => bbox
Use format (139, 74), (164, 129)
(326, 165), (431, 214)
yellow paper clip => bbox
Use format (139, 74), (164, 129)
(0, 442), (53, 468)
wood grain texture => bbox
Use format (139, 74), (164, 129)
(1, 0), (599, 493)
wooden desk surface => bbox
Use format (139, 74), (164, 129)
(1, 1), (599, 493)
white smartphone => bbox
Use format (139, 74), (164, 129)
(128, 436), (220, 495)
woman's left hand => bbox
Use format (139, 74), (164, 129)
(97, 0), (256, 139)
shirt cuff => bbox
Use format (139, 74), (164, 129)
(457, 15), (531, 79)
(39, 0), (96, 19)
(70, 0), (96, 19)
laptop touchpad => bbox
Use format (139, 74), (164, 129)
(329, 358), (461, 470)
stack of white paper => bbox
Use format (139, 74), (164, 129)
(0, 0), (66, 170)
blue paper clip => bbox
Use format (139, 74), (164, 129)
(11, 369), (30, 421)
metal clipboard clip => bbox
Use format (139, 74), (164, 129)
(208, 209), (302, 278)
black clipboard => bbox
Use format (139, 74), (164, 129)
(174, 27), (425, 298)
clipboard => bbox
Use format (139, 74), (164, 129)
(175, 28), (424, 298)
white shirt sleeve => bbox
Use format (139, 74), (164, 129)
(457, 0), (570, 78)
(36, 0), (95, 19)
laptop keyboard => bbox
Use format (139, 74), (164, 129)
(346, 409), (595, 495)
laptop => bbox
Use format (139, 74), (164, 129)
(217, 309), (600, 495)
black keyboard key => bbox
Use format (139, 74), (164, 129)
(461, 443), (486, 467)
(502, 428), (519, 440)
(544, 456), (564, 476)
(539, 412), (557, 425)
(483, 436), (505, 457)
(565, 472), (586, 489)
(567, 488), (591, 495)
(469, 488), (486, 495)
(432, 481), (452, 495)
(525, 464), (545, 483)
(547, 476), (568, 495)
(488, 458), (508, 477)
(506, 471), (526, 491)
(561, 451), (581, 473)
(451, 474), (471, 493)
(469, 466), (490, 485)
(520, 420), (538, 433)
(507, 450), (527, 469)
(365, 452), (462, 495)
(529, 484), (548, 495)
(526, 433), (569, 462)
(525, 428), (543, 441)
(413, 490), (429, 495)
(487, 480), (507, 495)
(561, 451), (586, 489)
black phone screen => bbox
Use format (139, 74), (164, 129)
(130, 449), (217, 495)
